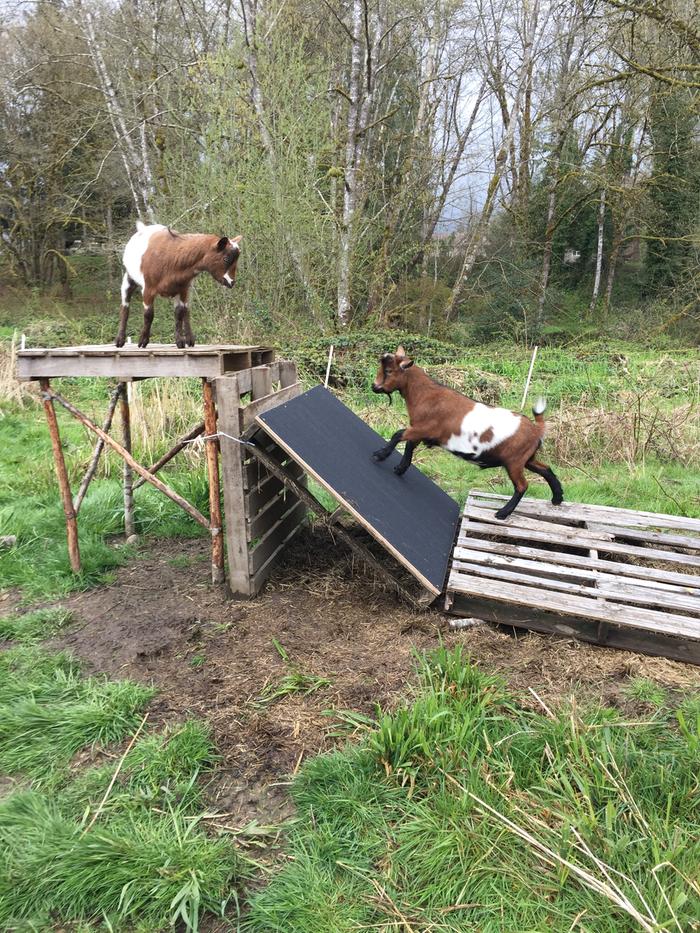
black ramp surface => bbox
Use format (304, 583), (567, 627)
(256, 385), (460, 594)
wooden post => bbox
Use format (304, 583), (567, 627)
(251, 366), (273, 400)
(120, 383), (136, 539)
(46, 387), (210, 530)
(202, 378), (225, 584)
(39, 378), (81, 573)
(215, 375), (250, 596)
(74, 383), (121, 514)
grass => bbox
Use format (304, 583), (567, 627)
(0, 605), (73, 643)
(0, 631), (248, 930)
(247, 646), (700, 932)
(257, 639), (332, 705)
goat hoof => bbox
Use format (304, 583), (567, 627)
(372, 450), (387, 462)
(393, 465), (407, 476)
(552, 497), (563, 506)
(115, 336), (126, 348)
(138, 338), (149, 349)
(494, 509), (511, 520)
(175, 339), (186, 349)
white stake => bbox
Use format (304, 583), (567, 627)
(520, 345), (538, 410)
(20, 333), (26, 350)
(324, 344), (334, 388)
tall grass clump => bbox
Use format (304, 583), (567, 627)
(248, 646), (700, 932)
(0, 646), (154, 780)
(0, 720), (247, 931)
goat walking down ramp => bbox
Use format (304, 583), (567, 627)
(256, 386), (460, 596)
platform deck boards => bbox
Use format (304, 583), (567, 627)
(447, 491), (700, 661)
(17, 344), (274, 380)
(256, 385), (461, 595)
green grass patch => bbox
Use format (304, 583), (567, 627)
(0, 605), (73, 643)
(247, 646), (700, 932)
(0, 646), (154, 781)
(0, 720), (248, 931)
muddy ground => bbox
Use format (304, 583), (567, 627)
(25, 526), (695, 828)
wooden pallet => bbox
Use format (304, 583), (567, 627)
(17, 344), (274, 380)
(446, 491), (700, 664)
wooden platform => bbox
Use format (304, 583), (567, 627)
(447, 491), (700, 664)
(17, 344), (274, 380)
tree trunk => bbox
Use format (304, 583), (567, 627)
(589, 187), (606, 313)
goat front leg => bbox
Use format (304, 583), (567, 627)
(138, 288), (156, 349)
(115, 274), (137, 347)
(372, 429), (405, 463)
(392, 427), (425, 476)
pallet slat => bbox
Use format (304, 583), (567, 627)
(447, 572), (700, 641)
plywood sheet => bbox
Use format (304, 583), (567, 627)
(256, 386), (460, 595)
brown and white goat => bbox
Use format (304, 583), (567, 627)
(371, 347), (563, 520)
(116, 221), (242, 349)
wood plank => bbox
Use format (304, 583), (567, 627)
(248, 518), (304, 595)
(446, 573), (700, 640)
(584, 521), (700, 552)
(233, 363), (281, 395)
(251, 366), (273, 401)
(446, 594), (700, 666)
(459, 521), (700, 568)
(453, 537), (700, 589)
(453, 546), (700, 595)
(248, 488), (301, 540)
(466, 505), (615, 542)
(450, 561), (700, 615)
(248, 500), (307, 574)
(467, 491), (700, 533)
(215, 375), (251, 596)
(241, 383), (302, 430)
(244, 456), (304, 493)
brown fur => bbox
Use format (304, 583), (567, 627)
(371, 347), (563, 519)
(116, 227), (242, 349)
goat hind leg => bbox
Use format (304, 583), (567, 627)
(495, 464), (528, 519)
(174, 301), (187, 349)
(526, 458), (564, 505)
(183, 305), (195, 347)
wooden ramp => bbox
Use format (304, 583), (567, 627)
(256, 386), (460, 596)
(447, 491), (700, 664)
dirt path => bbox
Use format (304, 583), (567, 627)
(51, 527), (699, 826)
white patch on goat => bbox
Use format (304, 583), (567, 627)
(122, 223), (167, 289)
(444, 403), (520, 458)
(223, 272), (234, 286)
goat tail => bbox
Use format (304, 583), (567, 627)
(135, 219), (146, 232)
(532, 396), (547, 426)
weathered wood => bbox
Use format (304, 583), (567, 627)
(248, 489), (300, 540)
(251, 366), (273, 401)
(447, 594), (700, 666)
(278, 360), (297, 387)
(447, 572), (700, 640)
(459, 521), (700, 568)
(133, 422), (205, 490)
(203, 378), (224, 584)
(584, 521), (700, 552)
(241, 383), (302, 430)
(214, 376), (251, 596)
(73, 383), (121, 514)
(40, 379), (81, 573)
(453, 546), (698, 595)
(249, 500), (307, 574)
(18, 344), (274, 381)
(120, 384), (136, 539)
(468, 492), (700, 533)
(449, 560), (700, 615)
(453, 537), (700, 590)
(45, 387), (210, 530)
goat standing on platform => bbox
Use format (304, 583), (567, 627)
(371, 347), (563, 520)
(116, 222), (242, 349)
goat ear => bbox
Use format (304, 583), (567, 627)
(399, 358), (414, 370)
(216, 236), (229, 251)
(395, 345), (406, 359)
(231, 235), (242, 245)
